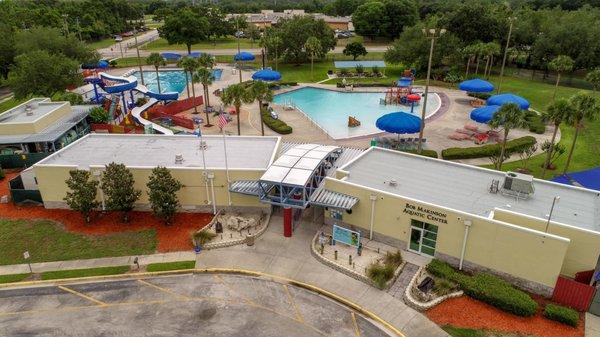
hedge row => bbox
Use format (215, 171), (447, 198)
(400, 149), (438, 158)
(261, 108), (292, 134)
(525, 110), (546, 134)
(426, 259), (538, 317)
(544, 304), (579, 327)
(467, 92), (492, 100)
(441, 136), (537, 160)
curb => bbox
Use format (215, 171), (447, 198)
(0, 268), (406, 337)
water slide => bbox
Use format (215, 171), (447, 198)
(98, 72), (178, 135)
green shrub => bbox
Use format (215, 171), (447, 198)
(192, 230), (216, 246)
(544, 304), (579, 327)
(89, 106), (109, 123)
(136, 97), (148, 107)
(383, 250), (403, 268)
(0, 167), (5, 180)
(400, 149), (438, 158)
(261, 108), (292, 134)
(467, 92), (492, 100)
(525, 110), (546, 134)
(367, 262), (395, 289)
(433, 278), (458, 296)
(426, 259), (538, 317)
(442, 136), (537, 160)
(52, 91), (84, 105)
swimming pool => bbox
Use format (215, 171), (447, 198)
(273, 87), (441, 139)
(132, 71), (187, 93)
(132, 69), (222, 94)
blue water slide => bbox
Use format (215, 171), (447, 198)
(99, 73), (138, 94)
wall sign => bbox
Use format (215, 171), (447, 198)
(403, 202), (448, 224)
(333, 224), (360, 248)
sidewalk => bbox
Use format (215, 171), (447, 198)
(588, 313), (600, 337)
(0, 251), (196, 275)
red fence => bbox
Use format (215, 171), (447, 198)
(91, 123), (142, 134)
(146, 111), (194, 129)
(552, 276), (596, 311)
(149, 96), (203, 116)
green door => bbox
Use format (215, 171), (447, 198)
(409, 220), (438, 257)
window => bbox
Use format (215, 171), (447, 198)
(409, 219), (438, 256)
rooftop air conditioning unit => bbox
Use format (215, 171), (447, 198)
(388, 179), (398, 187)
(198, 141), (207, 150)
(501, 172), (534, 199)
(175, 154), (184, 164)
(25, 106), (33, 116)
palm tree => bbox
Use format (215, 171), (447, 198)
(178, 56), (197, 99)
(220, 83), (253, 135)
(473, 42), (485, 75)
(541, 99), (573, 178)
(250, 81), (273, 136)
(193, 67), (214, 125)
(462, 44), (477, 77)
(585, 68), (600, 94)
(145, 53), (166, 93)
(488, 103), (528, 170)
(483, 42), (500, 79)
(197, 53), (215, 69)
(304, 36), (322, 81)
(260, 33), (283, 71)
(562, 92), (600, 174)
(548, 55), (575, 100)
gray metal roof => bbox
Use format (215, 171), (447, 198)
(281, 142), (364, 178)
(310, 188), (358, 210)
(0, 105), (91, 145)
(341, 147), (600, 233)
(229, 180), (261, 196)
(37, 134), (280, 170)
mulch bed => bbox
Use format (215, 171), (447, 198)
(0, 171), (212, 252)
(426, 296), (584, 337)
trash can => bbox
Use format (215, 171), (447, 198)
(370, 138), (377, 147)
(246, 234), (255, 246)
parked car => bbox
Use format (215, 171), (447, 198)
(114, 35), (123, 42)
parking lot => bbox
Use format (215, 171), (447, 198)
(0, 273), (394, 337)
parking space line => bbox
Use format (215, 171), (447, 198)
(282, 284), (304, 323)
(58, 285), (106, 306)
(351, 312), (361, 337)
(137, 279), (191, 300)
(213, 274), (258, 306)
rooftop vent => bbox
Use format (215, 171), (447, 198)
(501, 172), (534, 199)
(25, 106), (33, 116)
(198, 141), (207, 150)
(175, 154), (184, 164)
(387, 179), (398, 187)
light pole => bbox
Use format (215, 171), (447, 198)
(129, 19), (145, 86)
(417, 28), (445, 154)
(497, 17), (516, 94)
(544, 196), (560, 234)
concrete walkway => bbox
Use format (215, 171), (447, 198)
(195, 214), (449, 337)
(388, 263), (420, 300)
(588, 313), (600, 337)
(0, 251), (196, 275)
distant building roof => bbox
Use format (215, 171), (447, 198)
(36, 134), (281, 170)
(334, 61), (386, 68)
(229, 11), (351, 25)
(0, 98), (66, 124)
(339, 147), (600, 233)
(0, 105), (91, 145)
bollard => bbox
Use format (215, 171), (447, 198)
(352, 262), (355, 269)
(320, 243), (324, 255)
(349, 255), (352, 266)
(220, 234), (223, 240)
(377, 248), (380, 254)
(334, 250), (338, 260)
(230, 233), (233, 239)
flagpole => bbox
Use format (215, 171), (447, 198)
(198, 129), (214, 214)
(221, 127), (232, 206)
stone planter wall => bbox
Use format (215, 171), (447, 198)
(403, 266), (463, 311)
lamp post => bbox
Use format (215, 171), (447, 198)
(544, 196), (560, 234)
(130, 23), (144, 86)
(497, 17), (516, 94)
(417, 28), (445, 154)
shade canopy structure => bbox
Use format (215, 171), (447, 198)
(551, 167), (600, 191)
(234, 52), (256, 61)
(375, 112), (421, 134)
(397, 77), (413, 87)
(459, 78), (494, 93)
(487, 93), (530, 110)
(160, 52), (182, 61)
(82, 60), (109, 69)
(470, 105), (501, 123)
(252, 69), (282, 81)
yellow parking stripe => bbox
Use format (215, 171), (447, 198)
(282, 284), (304, 323)
(351, 312), (361, 337)
(137, 279), (190, 300)
(58, 285), (106, 306)
(213, 274), (258, 306)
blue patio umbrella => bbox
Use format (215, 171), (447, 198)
(161, 52), (182, 61)
(234, 52), (256, 61)
(376, 112), (421, 135)
(487, 93), (530, 110)
(97, 60), (110, 69)
(252, 69), (282, 81)
(189, 51), (206, 58)
(459, 78), (494, 93)
(470, 105), (501, 123)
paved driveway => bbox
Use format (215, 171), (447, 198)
(0, 273), (392, 337)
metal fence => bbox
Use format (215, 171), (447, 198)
(8, 175), (43, 204)
(552, 276), (596, 311)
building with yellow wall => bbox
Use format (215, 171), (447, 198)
(320, 147), (599, 296)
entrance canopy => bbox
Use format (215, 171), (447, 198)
(334, 60), (386, 68)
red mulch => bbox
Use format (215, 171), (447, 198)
(1, 171), (212, 252)
(426, 296), (584, 337)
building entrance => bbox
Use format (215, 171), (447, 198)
(408, 219), (438, 256)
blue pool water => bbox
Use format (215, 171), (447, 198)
(212, 68), (223, 80)
(133, 71), (187, 93)
(273, 87), (441, 139)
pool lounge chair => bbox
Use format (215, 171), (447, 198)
(449, 133), (471, 141)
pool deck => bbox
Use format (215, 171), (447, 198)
(105, 66), (558, 166)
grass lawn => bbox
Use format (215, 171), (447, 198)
(143, 37), (258, 51)
(0, 219), (157, 265)
(146, 260), (195, 272)
(443, 326), (533, 337)
(0, 97), (25, 113)
(41, 266), (130, 280)
(86, 38), (118, 50)
(0, 273), (31, 284)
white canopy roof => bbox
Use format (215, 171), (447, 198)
(259, 144), (340, 186)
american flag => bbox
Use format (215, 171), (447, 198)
(217, 113), (229, 129)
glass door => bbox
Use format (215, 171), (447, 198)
(409, 227), (423, 253)
(409, 220), (438, 256)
